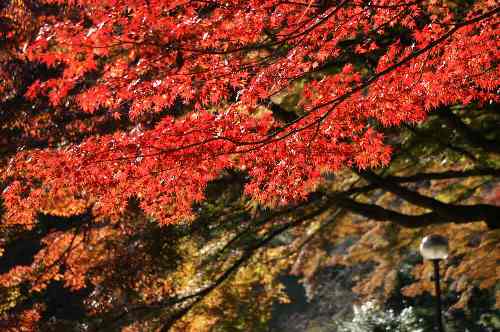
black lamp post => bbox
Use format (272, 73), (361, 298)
(420, 234), (449, 332)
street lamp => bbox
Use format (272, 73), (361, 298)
(420, 234), (449, 332)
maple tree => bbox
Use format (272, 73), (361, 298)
(0, 0), (499, 330)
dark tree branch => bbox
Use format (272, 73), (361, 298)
(357, 171), (500, 229)
(385, 168), (500, 183)
(403, 123), (479, 163)
(331, 193), (500, 228)
(333, 195), (454, 228)
(436, 108), (500, 154)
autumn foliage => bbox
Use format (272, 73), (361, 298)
(3, 0), (498, 225)
(0, 0), (499, 330)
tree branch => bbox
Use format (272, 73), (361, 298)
(332, 195), (453, 228)
(357, 171), (500, 229)
(436, 108), (500, 154)
(385, 168), (500, 183)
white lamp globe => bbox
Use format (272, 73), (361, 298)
(420, 234), (449, 260)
